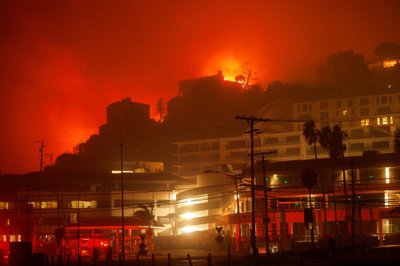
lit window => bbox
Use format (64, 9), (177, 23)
(382, 117), (388, 125)
(377, 117), (381, 125)
(383, 59), (398, 68)
(385, 167), (390, 184)
(390, 116), (393, 124)
(361, 119), (369, 127)
(342, 109), (348, 116)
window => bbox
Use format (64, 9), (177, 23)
(342, 109), (348, 116)
(286, 147), (300, 155)
(320, 101), (328, 109)
(302, 104), (308, 112)
(320, 112), (329, 120)
(70, 200), (97, 209)
(381, 96), (388, 104)
(286, 135), (300, 143)
(372, 141), (390, 149)
(360, 108), (369, 116)
(349, 143), (364, 151)
(180, 144), (199, 153)
(360, 97), (369, 105)
(227, 140), (246, 149)
(377, 107), (391, 115)
(337, 101), (342, 108)
(348, 99), (353, 107)
(264, 137), (278, 144)
(361, 119), (370, 126)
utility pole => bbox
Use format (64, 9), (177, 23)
(26, 196), (30, 241)
(257, 150), (277, 255)
(35, 140), (46, 172)
(120, 143), (125, 263)
(236, 116), (271, 257)
(77, 192), (81, 266)
(234, 174), (241, 253)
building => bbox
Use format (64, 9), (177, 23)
(0, 163), (188, 258)
(170, 90), (400, 251)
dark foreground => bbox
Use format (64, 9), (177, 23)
(6, 246), (400, 266)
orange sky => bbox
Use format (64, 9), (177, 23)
(1, 0), (400, 174)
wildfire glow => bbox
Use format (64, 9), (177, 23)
(202, 53), (242, 82)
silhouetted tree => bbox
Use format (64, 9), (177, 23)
(303, 120), (320, 161)
(374, 42), (400, 59)
(319, 124), (347, 159)
(133, 205), (155, 228)
(394, 129), (400, 153)
(317, 50), (370, 89)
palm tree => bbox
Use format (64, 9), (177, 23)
(302, 120), (326, 238)
(319, 124), (347, 159)
(319, 124), (350, 239)
(133, 205), (155, 229)
(134, 205), (156, 253)
(394, 129), (400, 153)
(302, 120), (320, 161)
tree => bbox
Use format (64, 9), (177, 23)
(317, 50), (370, 89)
(133, 205), (155, 228)
(302, 120), (320, 161)
(374, 42), (400, 59)
(394, 129), (400, 153)
(319, 124), (347, 159)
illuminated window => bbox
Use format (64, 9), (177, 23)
(382, 117), (388, 125)
(70, 213), (77, 223)
(377, 117), (381, 125)
(342, 109), (348, 116)
(0, 202), (9, 209)
(361, 119), (370, 127)
(41, 201), (57, 209)
(390, 116), (393, 124)
(385, 167), (390, 184)
(383, 59), (398, 68)
(70, 200), (97, 209)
